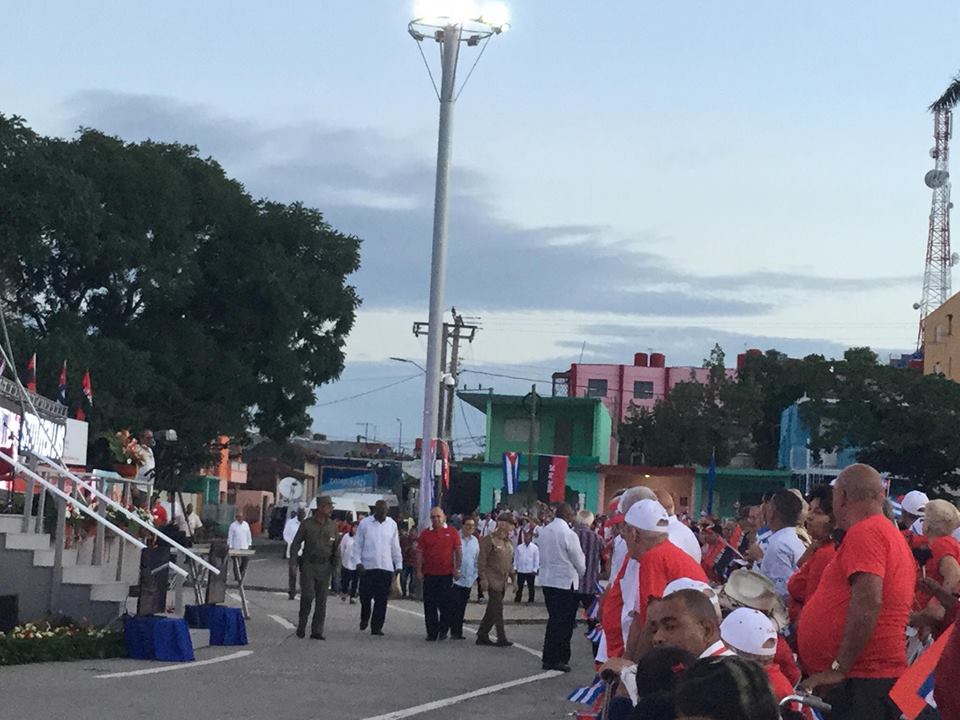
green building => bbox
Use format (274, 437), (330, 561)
(692, 466), (794, 519)
(455, 391), (612, 513)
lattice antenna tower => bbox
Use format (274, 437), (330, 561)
(917, 76), (960, 349)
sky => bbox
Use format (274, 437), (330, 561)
(3, 1), (960, 455)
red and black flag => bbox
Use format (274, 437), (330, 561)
(57, 361), (67, 405)
(25, 353), (36, 393)
(537, 454), (569, 504)
(76, 370), (93, 421)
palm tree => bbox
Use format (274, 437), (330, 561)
(930, 72), (960, 112)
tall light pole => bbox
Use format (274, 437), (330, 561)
(396, 417), (403, 457)
(408, 1), (509, 530)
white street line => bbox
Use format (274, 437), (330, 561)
(389, 605), (542, 660)
(355, 670), (561, 720)
(270, 614), (296, 630)
(228, 592), (242, 602)
(95, 650), (254, 679)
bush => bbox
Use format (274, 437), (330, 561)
(0, 622), (126, 666)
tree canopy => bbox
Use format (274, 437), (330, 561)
(619, 344), (960, 495)
(0, 114), (361, 467)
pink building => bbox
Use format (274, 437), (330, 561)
(552, 352), (744, 460)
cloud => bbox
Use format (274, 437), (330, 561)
(56, 89), (912, 322)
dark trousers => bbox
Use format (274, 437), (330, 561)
(542, 586), (579, 665)
(822, 678), (901, 720)
(477, 589), (506, 642)
(422, 574), (454, 639)
(298, 565), (331, 636)
(515, 573), (536, 602)
(359, 569), (393, 633)
(449, 584), (471, 638)
(288, 562), (298, 599)
(340, 567), (359, 598)
(400, 565), (416, 597)
(476, 577), (485, 599)
(233, 557), (249, 583)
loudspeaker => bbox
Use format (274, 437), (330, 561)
(137, 546), (171, 616)
(205, 540), (229, 605)
(0, 595), (18, 632)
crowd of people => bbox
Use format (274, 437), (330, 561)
(278, 463), (960, 720)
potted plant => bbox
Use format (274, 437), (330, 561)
(99, 430), (146, 478)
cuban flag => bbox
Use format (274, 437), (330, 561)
(584, 625), (603, 642)
(889, 621), (952, 719)
(567, 678), (605, 704)
(502, 452), (520, 495)
(57, 361), (67, 405)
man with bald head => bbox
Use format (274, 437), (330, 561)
(798, 464), (914, 720)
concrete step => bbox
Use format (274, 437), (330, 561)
(0, 514), (25, 533)
(34, 547), (79, 567)
(4, 532), (52, 551)
(89, 581), (130, 603)
(63, 565), (113, 585)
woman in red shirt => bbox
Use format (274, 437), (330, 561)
(787, 484), (837, 625)
(911, 499), (960, 633)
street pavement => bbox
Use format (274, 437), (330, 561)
(5, 551), (594, 720)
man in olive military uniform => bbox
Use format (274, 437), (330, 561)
(289, 496), (340, 639)
(476, 512), (516, 647)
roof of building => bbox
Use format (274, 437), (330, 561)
(457, 391), (606, 414)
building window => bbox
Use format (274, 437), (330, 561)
(633, 381), (654, 399)
(503, 418), (539, 443)
(586, 379), (608, 397)
(949, 314), (954, 336)
(936, 325), (945, 343)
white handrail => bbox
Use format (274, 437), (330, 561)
(33, 453), (220, 575)
(0, 448), (145, 549)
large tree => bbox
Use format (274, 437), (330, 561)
(0, 115), (361, 466)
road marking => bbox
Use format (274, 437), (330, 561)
(270, 614), (296, 630)
(95, 650), (254, 679)
(388, 605), (542, 659)
(355, 670), (561, 720)
(228, 592), (242, 602)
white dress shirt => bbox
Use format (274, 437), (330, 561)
(514, 541), (540, 574)
(339, 532), (357, 570)
(478, 518), (495, 536)
(455, 535), (480, 588)
(536, 518), (586, 590)
(354, 515), (402, 572)
(667, 515), (702, 563)
(759, 526), (806, 598)
(227, 520), (252, 550)
(609, 535), (628, 582)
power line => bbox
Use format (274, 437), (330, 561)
(313, 374), (422, 408)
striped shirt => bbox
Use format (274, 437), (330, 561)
(575, 524), (603, 595)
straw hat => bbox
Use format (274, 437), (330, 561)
(720, 569), (789, 631)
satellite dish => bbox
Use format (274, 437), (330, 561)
(952, 252), (960, 267)
(913, 302), (922, 310)
(925, 169), (950, 189)
(277, 476), (303, 504)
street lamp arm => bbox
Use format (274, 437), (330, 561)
(389, 356), (427, 373)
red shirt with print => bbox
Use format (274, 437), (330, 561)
(635, 540), (708, 627)
(417, 526), (461, 576)
(797, 514), (914, 679)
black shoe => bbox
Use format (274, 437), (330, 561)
(360, 620), (368, 631)
(438, 632), (448, 641)
(527, 598), (535, 603)
(475, 636), (495, 646)
(450, 634), (466, 640)
(514, 595), (522, 603)
(542, 662), (571, 672)
(425, 636), (438, 642)
(310, 633), (325, 640)
(371, 630), (385, 636)
(288, 594), (296, 600)
(295, 628), (306, 639)
(495, 639), (513, 647)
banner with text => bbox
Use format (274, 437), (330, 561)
(537, 454), (568, 504)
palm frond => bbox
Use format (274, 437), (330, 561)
(929, 72), (960, 112)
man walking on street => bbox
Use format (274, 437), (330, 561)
(537, 503), (586, 671)
(227, 510), (252, 583)
(339, 521), (359, 603)
(450, 516), (479, 639)
(513, 530), (540, 603)
(476, 512), (517, 647)
(288, 496), (340, 639)
(354, 500), (403, 636)
(417, 507), (462, 641)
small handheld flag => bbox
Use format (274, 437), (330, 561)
(567, 678), (605, 705)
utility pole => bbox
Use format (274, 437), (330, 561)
(523, 385), (539, 505)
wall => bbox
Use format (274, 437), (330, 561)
(923, 291), (960, 379)
(472, 461), (601, 513)
(693, 468), (792, 519)
(484, 401), (602, 463)
(598, 468), (696, 512)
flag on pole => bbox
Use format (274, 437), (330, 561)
(77, 370), (93, 421)
(25, 353), (36, 393)
(889, 621), (952, 719)
(57, 361), (67, 405)
(537, 454), (568, 503)
(502, 452), (520, 495)
(705, 449), (717, 516)
(567, 678), (606, 704)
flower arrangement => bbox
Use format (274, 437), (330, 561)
(0, 622), (125, 666)
(99, 430), (149, 475)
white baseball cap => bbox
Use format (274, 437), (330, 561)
(901, 491), (929, 517)
(664, 577), (721, 618)
(720, 608), (778, 657)
(624, 499), (670, 533)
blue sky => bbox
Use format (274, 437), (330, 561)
(3, 2), (960, 454)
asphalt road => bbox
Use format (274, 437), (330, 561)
(6, 557), (595, 720)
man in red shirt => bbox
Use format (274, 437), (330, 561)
(799, 464), (915, 720)
(416, 507), (462, 641)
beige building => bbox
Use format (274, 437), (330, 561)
(923, 291), (960, 378)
